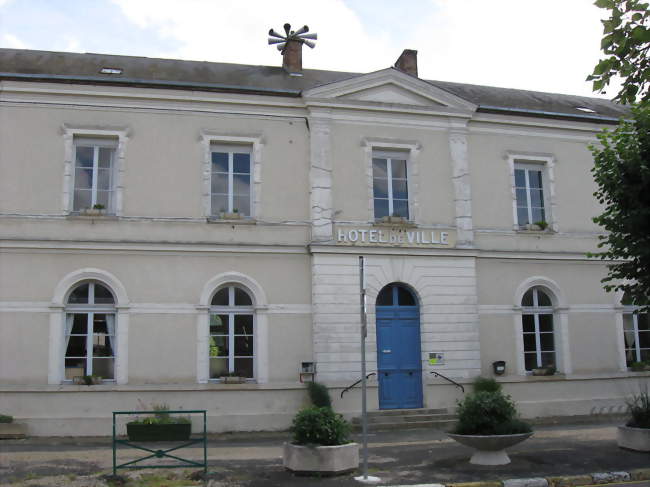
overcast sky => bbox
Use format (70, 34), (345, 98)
(0, 0), (619, 99)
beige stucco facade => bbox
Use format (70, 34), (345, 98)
(1, 60), (647, 436)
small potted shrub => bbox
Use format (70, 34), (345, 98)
(532, 364), (556, 376)
(219, 371), (247, 384)
(73, 374), (102, 385)
(448, 377), (533, 465)
(126, 404), (191, 442)
(283, 382), (358, 475)
(80, 204), (106, 216)
(617, 389), (650, 452)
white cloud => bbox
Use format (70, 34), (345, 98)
(1, 33), (28, 49)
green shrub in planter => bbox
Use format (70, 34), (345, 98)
(626, 389), (650, 429)
(291, 406), (351, 446)
(307, 381), (332, 409)
(472, 377), (501, 393)
(454, 390), (532, 436)
(0, 414), (13, 423)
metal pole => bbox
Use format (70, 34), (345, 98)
(359, 256), (368, 479)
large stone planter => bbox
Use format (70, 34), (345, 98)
(617, 425), (650, 452)
(0, 422), (27, 439)
(283, 442), (359, 475)
(447, 432), (533, 465)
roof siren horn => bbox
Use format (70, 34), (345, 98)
(268, 23), (317, 75)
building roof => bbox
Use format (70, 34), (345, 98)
(0, 48), (630, 122)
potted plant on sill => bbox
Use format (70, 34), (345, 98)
(219, 371), (248, 384)
(532, 364), (556, 376)
(283, 382), (358, 475)
(617, 389), (650, 452)
(72, 374), (102, 385)
(629, 361), (650, 372)
(80, 204), (107, 217)
(126, 404), (191, 442)
(447, 377), (533, 465)
(220, 208), (242, 220)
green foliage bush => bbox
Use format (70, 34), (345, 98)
(472, 377), (501, 393)
(307, 381), (332, 409)
(626, 389), (650, 429)
(454, 390), (532, 436)
(0, 414), (13, 423)
(291, 406), (351, 446)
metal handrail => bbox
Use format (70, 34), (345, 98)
(340, 373), (376, 398)
(430, 371), (465, 393)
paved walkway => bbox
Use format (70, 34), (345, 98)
(1, 421), (649, 486)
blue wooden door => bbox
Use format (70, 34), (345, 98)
(376, 284), (423, 409)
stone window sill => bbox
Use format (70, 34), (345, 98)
(207, 217), (256, 225)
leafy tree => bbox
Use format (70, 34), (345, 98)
(587, 0), (649, 105)
(589, 107), (650, 310)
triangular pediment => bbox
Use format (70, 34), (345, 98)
(303, 68), (477, 113)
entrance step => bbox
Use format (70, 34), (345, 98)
(351, 408), (457, 432)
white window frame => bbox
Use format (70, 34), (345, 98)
(200, 132), (263, 220)
(64, 282), (116, 382)
(507, 153), (557, 231)
(362, 138), (421, 223)
(209, 144), (253, 217)
(62, 126), (129, 216)
(208, 286), (255, 381)
(623, 312), (649, 366)
(521, 287), (556, 372)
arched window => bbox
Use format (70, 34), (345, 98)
(622, 293), (649, 367)
(64, 281), (116, 381)
(209, 285), (254, 380)
(521, 286), (555, 371)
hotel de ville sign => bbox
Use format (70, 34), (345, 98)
(335, 225), (456, 248)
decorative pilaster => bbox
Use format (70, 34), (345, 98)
(448, 123), (474, 247)
(309, 115), (334, 242)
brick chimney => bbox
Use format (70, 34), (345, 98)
(282, 39), (303, 75)
(394, 49), (418, 77)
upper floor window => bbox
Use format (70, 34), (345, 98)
(515, 161), (546, 227)
(64, 281), (116, 382)
(373, 150), (409, 220)
(211, 144), (252, 217)
(622, 293), (649, 367)
(209, 285), (255, 380)
(73, 137), (117, 213)
(521, 286), (555, 371)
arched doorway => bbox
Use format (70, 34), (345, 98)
(376, 283), (423, 409)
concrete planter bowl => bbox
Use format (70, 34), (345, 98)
(447, 432), (533, 465)
(283, 442), (359, 475)
(617, 425), (650, 452)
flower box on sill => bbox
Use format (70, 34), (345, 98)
(220, 376), (247, 384)
(531, 366), (556, 376)
(219, 211), (242, 220)
(72, 375), (103, 385)
(79, 208), (107, 217)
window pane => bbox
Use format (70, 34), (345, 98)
(624, 331), (637, 350)
(208, 337), (220, 357)
(638, 314), (649, 332)
(211, 195), (229, 215)
(639, 331), (650, 349)
(209, 358), (228, 378)
(234, 358), (253, 378)
(65, 358), (87, 379)
(397, 287), (415, 306)
(98, 147), (113, 168)
(392, 200), (409, 218)
(374, 199), (389, 219)
(65, 335), (87, 358)
(211, 173), (228, 194)
(235, 336), (254, 355)
(641, 349), (650, 362)
(211, 152), (228, 172)
(73, 190), (92, 210)
(92, 335), (113, 358)
(373, 178), (388, 199)
(529, 170), (543, 189)
(522, 290), (534, 307)
(514, 169), (525, 188)
(212, 290), (229, 306)
(372, 158), (387, 178)
(517, 207), (529, 226)
(522, 314), (534, 332)
(94, 284), (115, 304)
(75, 146), (94, 168)
(537, 289), (552, 307)
(392, 179), (408, 199)
(233, 196), (250, 216)
(376, 286), (393, 306)
(209, 335), (229, 356)
(530, 189), (544, 207)
(92, 358), (114, 379)
(234, 288), (252, 306)
(75, 168), (93, 189)
(540, 332), (555, 351)
(538, 314), (553, 332)
(233, 153), (250, 174)
(391, 159), (407, 179)
(541, 352), (555, 367)
(624, 314), (635, 333)
(95, 191), (110, 209)
(531, 207), (546, 223)
(233, 174), (250, 196)
(92, 315), (109, 334)
(69, 284), (89, 304)
(210, 314), (228, 333)
(515, 188), (528, 207)
(234, 314), (253, 334)
(97, 168), (112, 190)
(70, 314), (88, 334)
(523, 333), (537, 352)
(524, 353), (538, 371)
